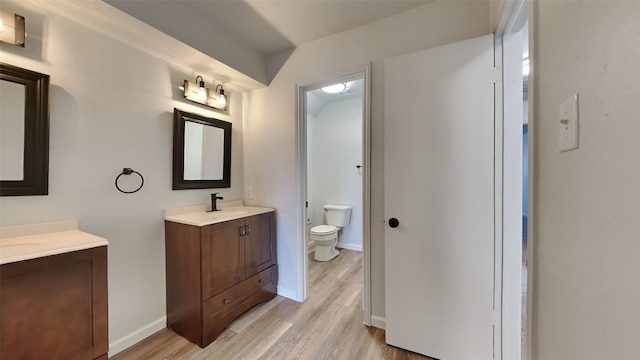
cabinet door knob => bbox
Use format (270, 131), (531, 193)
(239, 226), (246, 236)
(258, 279), (264, 284)
(246, 225), (251, 235)
(223, 299), (231, 305)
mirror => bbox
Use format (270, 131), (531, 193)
(0, 63), (49, 196)
(172, 108), (231, 189)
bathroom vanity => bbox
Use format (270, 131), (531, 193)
(0, 220), (109, 360)
(164, 204), (277, 347)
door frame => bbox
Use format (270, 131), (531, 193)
(494, 0), (531, 359)
(294, 64), (372, 323)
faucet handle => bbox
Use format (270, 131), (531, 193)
(211, 192), (223, 200)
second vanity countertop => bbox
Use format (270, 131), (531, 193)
(0, 220), (109, 265)
(164, 202), (274, 227)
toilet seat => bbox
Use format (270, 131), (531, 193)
(310, 225), (338, 235)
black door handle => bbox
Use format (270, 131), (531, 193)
(388, 218), (399, 228)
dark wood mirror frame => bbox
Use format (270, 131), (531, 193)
(0, 63), (50, 196)
(172, 108), (231, 190)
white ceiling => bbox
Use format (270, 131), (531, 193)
(22, 0), (433, 90)
(105, 0), (434, 57)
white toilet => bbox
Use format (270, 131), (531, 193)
(310, 205), (352, 261)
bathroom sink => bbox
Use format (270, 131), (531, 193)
(0, 220), (109, 265)
(194, 210), (249, 222)
(165, 206), (274, 227)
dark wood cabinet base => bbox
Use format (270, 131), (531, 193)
(165, 211), (277, 348)
(0, 247), (108, 360)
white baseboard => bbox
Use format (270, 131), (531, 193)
(307, 241), (315, 254)
(337, 242), (363, 252)
(277, 286), (300, 302)
(108, 316), (166, 357)
(371, 315), (386, 330)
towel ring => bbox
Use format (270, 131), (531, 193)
(115, 168), (144, 194)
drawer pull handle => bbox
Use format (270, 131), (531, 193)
(223, 299), (231, 305)
(258, 279), (264, 284)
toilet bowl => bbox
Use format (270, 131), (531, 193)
(310, 205), (352, 262)
(310, 224), (340, 261)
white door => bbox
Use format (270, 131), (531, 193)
(384, 34), (496, 360)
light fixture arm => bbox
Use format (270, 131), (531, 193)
(195, 75), (205, 89)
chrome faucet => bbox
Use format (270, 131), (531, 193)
(210, 192), (224, 212)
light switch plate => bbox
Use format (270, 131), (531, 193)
(559, 94), (579, 152)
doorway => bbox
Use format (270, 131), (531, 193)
(305, 79), (364, 254)
(295, 65), (372, 323)
(521, 21), (530, 360)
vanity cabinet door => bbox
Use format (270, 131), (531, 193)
(244, 212), (277, 277)
(201, 219), (246, 300)
(0, 247), (108, 360)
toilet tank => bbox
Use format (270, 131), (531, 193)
(324, 205), (352, 227)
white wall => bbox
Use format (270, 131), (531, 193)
(0, 1), (244, 354)
(243, 0), (491, 316)
(490, 0), (508, 30)
(533, 1), (640, 358)
(307, 98), (363, 251)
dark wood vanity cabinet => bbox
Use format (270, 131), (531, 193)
(165, 211), (277, 348)
(0, 247), (108, 360)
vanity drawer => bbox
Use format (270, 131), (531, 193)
(204, 265), (275, 314)
(201, 266), (276, 346)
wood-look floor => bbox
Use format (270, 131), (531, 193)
(111, 249), (431, 360)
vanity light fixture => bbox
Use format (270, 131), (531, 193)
(0, 10), (25, 47)
(321, 83), (346, 94)
(181, 76), (228, 110)
(207, 84), (227, 111)
(183, 76), (207, 103)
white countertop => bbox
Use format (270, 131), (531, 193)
(164, 203), (274, 227)
(0, 220), (109, 265)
